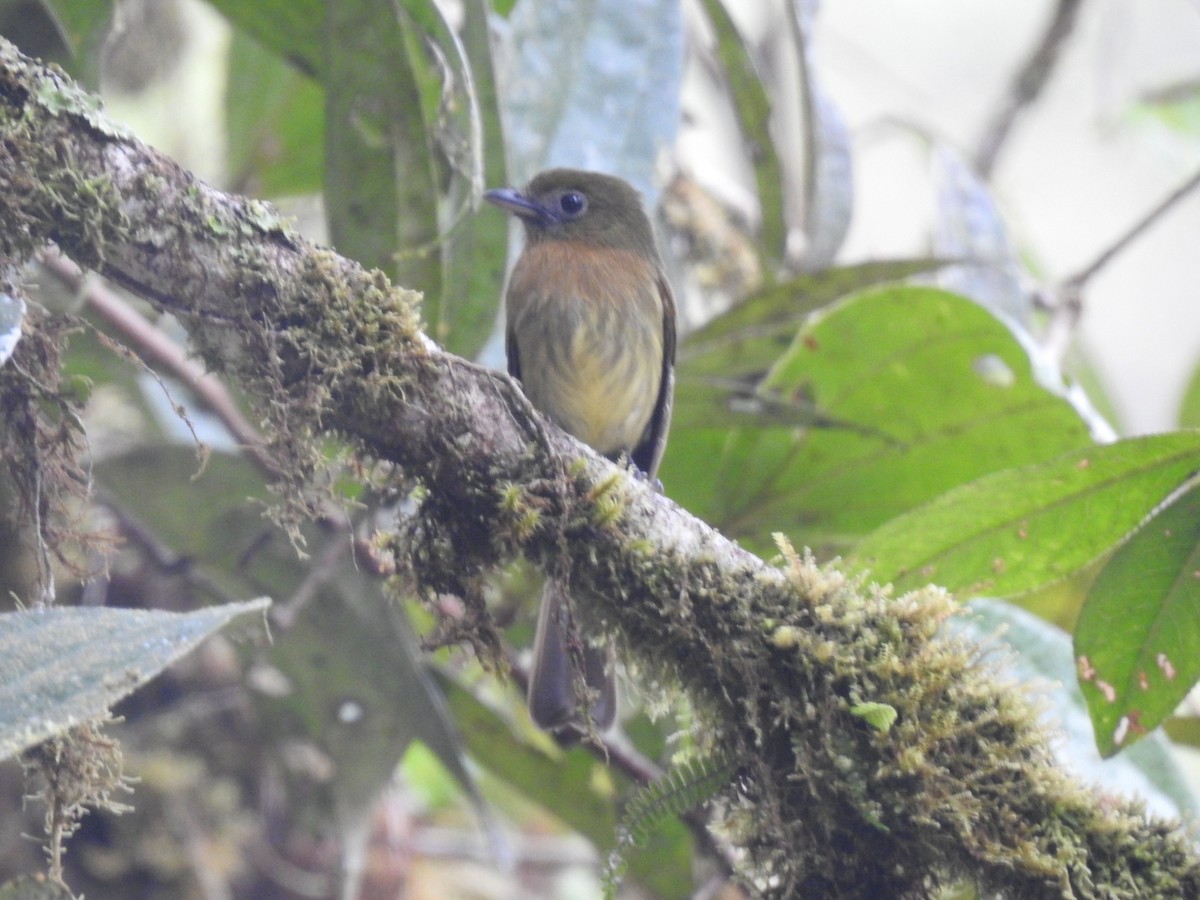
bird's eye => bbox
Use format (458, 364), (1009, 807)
(559, 191), (587, 217)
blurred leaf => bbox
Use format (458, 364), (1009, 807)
(440, 0), (508, 361)
(956, 599), (1197, 820)
(1177, 355), (1200, 428)
(0, 599), (269, 761)
(696, 0), (786, 275)
(97, 447), (487, 839)
(665, 286), (1092, 552)
(400, 0), (496, 357)
(203, 0), (323, 79)
(680, 258), (953, 380)
(852, 432), (1200, 597)
(225, 30), (324, 196)
(0, 289), (23, 366)
(791, 8), (853, 271)
(0, 874), (77, 899)
(1162, 715), (1200, 749)
(1074, 477), (1200, 757)
(259, 545), (502, 887)
(324, 0), (440, 294)
(1, 0), (71, 62)
(499, 0), (683, 204)
(437, 674), (695, 896)
(932, 146), (1030, 325)
(29, 0), (108, 77)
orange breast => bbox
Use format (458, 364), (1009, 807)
(506, 242), (665, 457)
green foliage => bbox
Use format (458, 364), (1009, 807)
(1075, 478), (1200, 756)
(668, 285), (1093, 552)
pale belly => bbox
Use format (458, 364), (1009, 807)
(514, 301), (663, 458)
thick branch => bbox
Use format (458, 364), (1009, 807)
(2, 38), (1197, 898)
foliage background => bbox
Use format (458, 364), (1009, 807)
(2, 0), (1200, 897)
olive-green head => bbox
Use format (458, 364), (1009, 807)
(484, 168), (660, 260)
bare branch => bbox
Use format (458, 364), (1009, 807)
(974, 0), (1085, 178)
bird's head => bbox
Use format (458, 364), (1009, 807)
(484, 168), (659, 259)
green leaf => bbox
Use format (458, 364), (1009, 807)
(1075, 477), (1200, 757)
(225, 30), (324, 196)
(437, 675), (694, 897)
(852, 432), (1200, 597)
(203, 0), (324, 79)
(28, 0), (108, 76)
(403, 0), (498, 357)
(0, 599), (268, 761)
(680, 258), (954, 380)
(665, 286), (1093, 551)
(957, 599), (1197, 820)
(97, 447), (492, 867)
(695, 0), (786, 276)
(324, 0), (440, 293)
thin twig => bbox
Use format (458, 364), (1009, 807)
(1063, 166), (1200, 290)
(974, 0), (1085, 178)
(1041, 165), (1200, 363)
(38, 249), (280, 477)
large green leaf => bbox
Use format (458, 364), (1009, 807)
(679, 258), (953, 381)
(324, 0), (440, 293)
(225, 30), (324, 197)
(665, 286), (1093, 551)
(96, 447), (489, 860)
(203, 0), (323, 79)
(852, 432), (1200, 597)
(0, 599), (268, 761)
(438, 0), (509, 360)
(695, 0), (785, 275)
(1074, 477), (1200, 757)
(438, 674), (695, 897)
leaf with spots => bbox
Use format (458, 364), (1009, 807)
(1075, 477), (1200, 757)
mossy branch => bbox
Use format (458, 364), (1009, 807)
(1, 38), (1197, 898)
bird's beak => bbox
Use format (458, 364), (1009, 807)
(484, 187), (547, 222)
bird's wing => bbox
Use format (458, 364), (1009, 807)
(632, 272), (676, 479)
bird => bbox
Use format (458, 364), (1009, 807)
(485, 168), (676, 735)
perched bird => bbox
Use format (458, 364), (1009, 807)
(485, 169), (676, 734)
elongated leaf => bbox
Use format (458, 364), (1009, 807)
(1075, 478), (1200, 757)
(437, 674), (694, 897)
(852, 432), (1200, 597)
(665, 286), (1092, 551)
(203, 0), (324, 79)
(1177, 356), (1200, 428)
(696, 0), (786, 274)
(225, 30), (324, 196)
(324, 0), (440, 294)
(398, 0), (497, 357)
(97, 447), (489, 861)
(499, 0), (683, 203)
(0, 599), (268, 761)
(0, 874), (76, 899)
